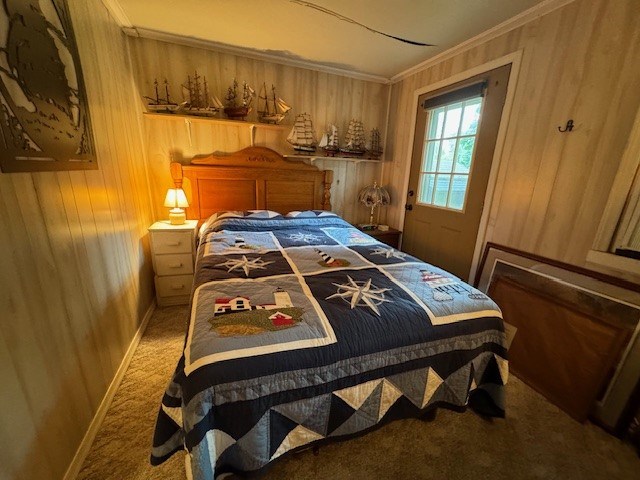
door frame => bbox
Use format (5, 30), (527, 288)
(397, 50), (523, 283)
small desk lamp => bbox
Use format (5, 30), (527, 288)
(358, 181), (390, 230)
(164, 188), (189, 225)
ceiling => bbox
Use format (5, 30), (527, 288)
(112, 0), (546, 80)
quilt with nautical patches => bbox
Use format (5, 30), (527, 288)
(151, 213), (507, 479)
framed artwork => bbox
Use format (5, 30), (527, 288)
(0, 0), (96, 172)
(476, 242), (640, 434)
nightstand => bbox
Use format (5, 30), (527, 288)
(361, 226), (402, 248)
(148, 220), (198, 306)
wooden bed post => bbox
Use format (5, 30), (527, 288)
(169, 162), (183, 189)
(323, 170), (333, 211)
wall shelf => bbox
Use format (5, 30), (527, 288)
(284, 154), (381, 165)
(143, 114), (384, 164)
(143, 112), (287, 146)
(143, 112), (287, 130)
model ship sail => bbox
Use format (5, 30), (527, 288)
(224, 79), (255, 120)
(287, 113), (316, 153)
(257, 83), (291, 124)
(340, 119), (366, 155)
(319, 124), (339, 156)
(180, 71), (223, 117)
(368, 128), (383, 158)
(145, 78), (180, 113)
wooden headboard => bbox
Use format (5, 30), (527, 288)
(170, 147), (333, 223)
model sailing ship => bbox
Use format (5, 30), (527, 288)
(287, 113), (316, 153)
(368, 128), (383, 159)
(145, 78), (179, 113)
(181, 72), (224, 116)
(224, 79), (255, 120)
(318, 124), (339, 156)
(257, 83), (291, 124)
(339, 119), (366, 156)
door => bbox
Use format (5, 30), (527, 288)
(403, 64), (511, 279)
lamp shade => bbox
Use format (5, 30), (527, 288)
(358, 182), (390, 208)
(164, 188), (189, 208)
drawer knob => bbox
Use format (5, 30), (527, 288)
(169, 263), (183, 268)
(166, 241), (181, 247)
(170, 284), (184, 290)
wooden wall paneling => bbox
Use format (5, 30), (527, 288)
(12, 175), (95, 421)
(73, 9), (137, 348)
(128, 37), (389, 223)
(526, 2), (636, 263)
(565, 9), (640, 264)
(31, 173), (107, 408)
(487, 12), (568, 251)
(57, 172), (112, 387)
(0, 183), (67, 480)
(0, 328), (56, 480)
(383, 0), (640, 280)
(67, 171), (127, 376)
(0, 1), (156, 478)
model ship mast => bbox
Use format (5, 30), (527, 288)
(287, 113), (316, 153)
(181, 71), (223, 116)
(224, 79), (255, 120)
(257, 83), (291, 124)
(340, 119), (366, 156)
(145, 78), (179, 113)
(368, 128), (383, 159)
(318, 124), (339, 156)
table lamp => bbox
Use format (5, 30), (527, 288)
(358, 181), (390, 230)
(164, 188), (189, 225)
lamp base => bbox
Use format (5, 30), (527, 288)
(168, 208), (186, 225)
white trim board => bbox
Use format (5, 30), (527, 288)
(121, 26), (389, 85)
(100, 0), (133, 28)
(107, 0), (574, 85)
(63, 301), (156, 480)
(396, 51), (524, 285)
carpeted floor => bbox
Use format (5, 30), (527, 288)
(77, 305), (640, 480)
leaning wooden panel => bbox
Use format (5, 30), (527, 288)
(172, 147), (333, 222)
(489, 274), (631, 422)
(476, 243), (640, 433)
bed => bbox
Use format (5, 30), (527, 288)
(151, 147), (507, 479)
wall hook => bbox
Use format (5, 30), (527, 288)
(558, 119), (574, 132)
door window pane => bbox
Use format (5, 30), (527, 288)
(449, 175), (469, 210)
(422, 140), (440, 172)
(454, 137), (475, 173)
(433, 174), (451, 207)
(418, 173), (436, 204)
(442, 103), (463, 138)
(438, 139), (456, 172)
(427, 107), (446, 139)
(460, 98), (482, 135)
(416, 94), (483, 211)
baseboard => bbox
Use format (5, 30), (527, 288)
(63, 301), (157, 480)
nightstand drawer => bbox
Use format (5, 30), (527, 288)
(155, 253), (194, 276)
(151, 231), (193, 254)
(155, 274), (193, 298)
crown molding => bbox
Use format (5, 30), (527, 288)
(100, 0), (132, 28)
(122, 26), (391, 85)
(390, 0), (577, 83)
(110, 0), (575, 85)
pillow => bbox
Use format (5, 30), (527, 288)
(286, 210), (338, 218)
(245, 210), (282, 219)
(198, 210), (283, 237)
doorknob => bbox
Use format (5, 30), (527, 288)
(405, 204), (413, 211)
